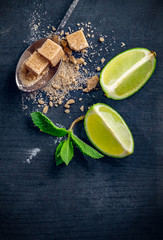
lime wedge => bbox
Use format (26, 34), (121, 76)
(100, 48), (156, 99)
(84, 103), (134, 158)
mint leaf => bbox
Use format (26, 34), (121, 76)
(70, 133), (104, 159)
(31, 112), (68, 137)
(60, 139), (74, 165)
(55, 141), (64, 166)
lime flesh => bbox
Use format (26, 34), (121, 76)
(100, 48), (156, 99)
(84, 103), (134, 158)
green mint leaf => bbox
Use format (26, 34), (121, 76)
(70, 133), (104, 159)
(31, 112), (68, 137)
(55, 141), (65, 166)
(60, 139), (74, 166)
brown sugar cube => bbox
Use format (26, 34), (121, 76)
(66, 30), (89, 51)
(25, 51), (49, 76)
(38, 39), (64, 67)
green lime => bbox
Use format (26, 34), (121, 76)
(100, 48), (156, 100)
(84, 103), (134, 158)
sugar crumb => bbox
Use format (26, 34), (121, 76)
(52, 26), (56, 31)
(66, 99), (75, 105)
(101, 57), (105, 64)
(43, 105), (48, 114)
(60, 30), (64, 36)
(80, 105), (84, 112)
(38, 99), (44, 105)
(99, 37), (104, 42)
(65, 109), (70, 114)
(64, 104), (70, 108)
(96, 66), (101, 71)
(49, 101), (53, 107)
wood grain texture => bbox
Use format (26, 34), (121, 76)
(0, 0), (162, 239)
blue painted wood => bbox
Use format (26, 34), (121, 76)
(0, 0), (162, 239)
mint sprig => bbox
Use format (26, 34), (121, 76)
(31, 112), (104, 166)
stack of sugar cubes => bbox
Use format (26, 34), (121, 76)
(25, 39), (64, 76)
(25, 30), (89, 79)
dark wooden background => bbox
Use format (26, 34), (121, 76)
(0, 0), (162, 239)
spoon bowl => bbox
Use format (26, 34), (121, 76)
(15, 38), (62, 92)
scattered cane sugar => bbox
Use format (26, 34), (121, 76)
(22, 19), (125, 114)
(41, 60), (86, 105)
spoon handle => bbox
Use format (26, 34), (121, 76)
(56, 0), (80, 32)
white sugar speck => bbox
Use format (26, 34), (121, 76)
(121, 42), (126, 47)
(25, 148), (41, 164)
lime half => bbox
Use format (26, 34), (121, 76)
(100, 48), (156, 99)
(84, 103), (134, 158)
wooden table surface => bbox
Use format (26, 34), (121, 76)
(0, 0), (162, 239)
